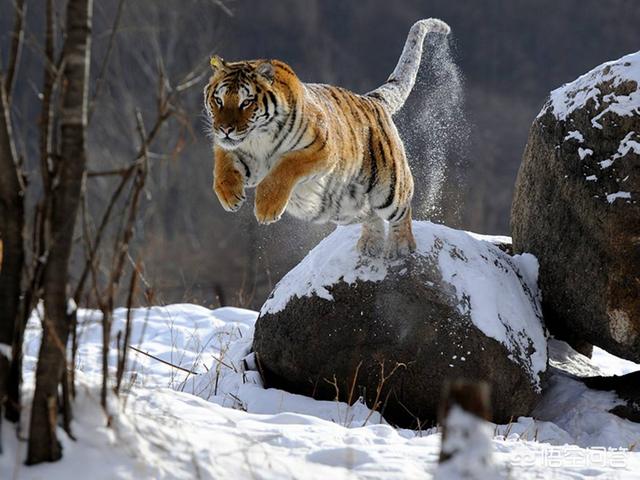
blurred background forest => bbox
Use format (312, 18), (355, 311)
(2, 0), (639, 309)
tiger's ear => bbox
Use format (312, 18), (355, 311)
(210, 55), (227, 73)
(255, 61), (275, 83)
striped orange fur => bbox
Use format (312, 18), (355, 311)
(204, 18), (450, 258)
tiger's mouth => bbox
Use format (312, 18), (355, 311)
(214, 125), (257, 149)
(215, 133), (246, 150)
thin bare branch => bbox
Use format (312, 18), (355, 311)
(87, 167), (135, 178)
(115, 262), (138, 394)
(73, 164), (135, 303)
(210, 0), (234, 17)
(88, 0), (126, 122)
(4, 0), (27, 100)
(129, 345), (197, 374)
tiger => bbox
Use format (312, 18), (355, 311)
(203, 18), (451, 258)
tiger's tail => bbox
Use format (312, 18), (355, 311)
(367, 18), (450, 114)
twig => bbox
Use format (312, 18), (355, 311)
(106, 110), (149, 301)
(73, 164), (135, 303)
(210, 0), (234, 18)
(87, 167), (135, 178)
(347, 360), (363, 406)
(115, 262), (138, 394)
(324, 374), (342, 425)
(4, 0), (27, 100)
(362, 360), (406, 426)
(88, 0), (126, 121)
(128, 345), (197, 374)
(210, 353), (236, 372)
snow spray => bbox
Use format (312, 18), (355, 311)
(395, 33), (469, 226)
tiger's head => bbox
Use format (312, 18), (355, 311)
(204, 56), (281, 150)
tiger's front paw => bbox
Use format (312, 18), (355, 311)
(214, 173), (246, 212)
(254, 179), (289, 224)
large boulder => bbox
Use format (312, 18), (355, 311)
(511, 52), (640, 361)
(253, 222), (547, 427)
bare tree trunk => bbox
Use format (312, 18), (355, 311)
(0, 69), (25, 453)
(0, 0), (28, 433)
(27, 0), (93, 465)
(4, 0), (57, 427)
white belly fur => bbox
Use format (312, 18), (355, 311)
(286, 175), (328, 221)
(286, 173), (371, 225)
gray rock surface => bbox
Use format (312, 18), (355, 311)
(511, 51), (640, 361)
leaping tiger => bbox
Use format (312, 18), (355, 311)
(204, 18), (451, 258)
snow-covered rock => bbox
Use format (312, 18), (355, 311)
(512, 50), (640, 362)
(254, 221), (547, 427)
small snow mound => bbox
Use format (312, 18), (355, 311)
(261, 221), (547, 387)
(540, 51), (640, 126)
(435, 406), (503, 480)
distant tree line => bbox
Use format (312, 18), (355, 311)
(2, 0), (638, 314)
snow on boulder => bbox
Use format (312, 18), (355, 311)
(253, 221), (547, 428)
(512, 51), (640, 361)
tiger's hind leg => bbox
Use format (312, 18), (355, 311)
(385, 205), (416, 259)
(357, 215), (385, 257)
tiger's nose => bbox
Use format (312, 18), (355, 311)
(220, 125), (234, 136)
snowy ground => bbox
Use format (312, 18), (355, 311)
(1, 303), (639, 479)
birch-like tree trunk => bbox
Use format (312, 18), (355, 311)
(27, 0), (93, 464)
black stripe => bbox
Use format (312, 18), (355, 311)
(267, 91), (278, 106)
(377, 138), (388, 169)
(365, 133), (378, 194)
(269, 101), (297, 157)
(290, 120), (308, 149)
(260, 94), (271, 120)
(297, 133), (327, 154)
(373, 106), (392, 153)
(336, 90), (362, 153)
(341, 95), (359, 143)
(274, 78), (294, 103)
(321, 175), (341, 218)
(315, 136), (328, 152)
(388, 205), (406, 222)
(276, 63), (295, 76)
(236, 154), (251, 180)
(372, 106), (391, 169)
(376, 162), (396, 210)
(327, 89), (344, 108)
(281, 101), (298, 137)
(348, 94), (364, 123)
(298, 133), (318, 151)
